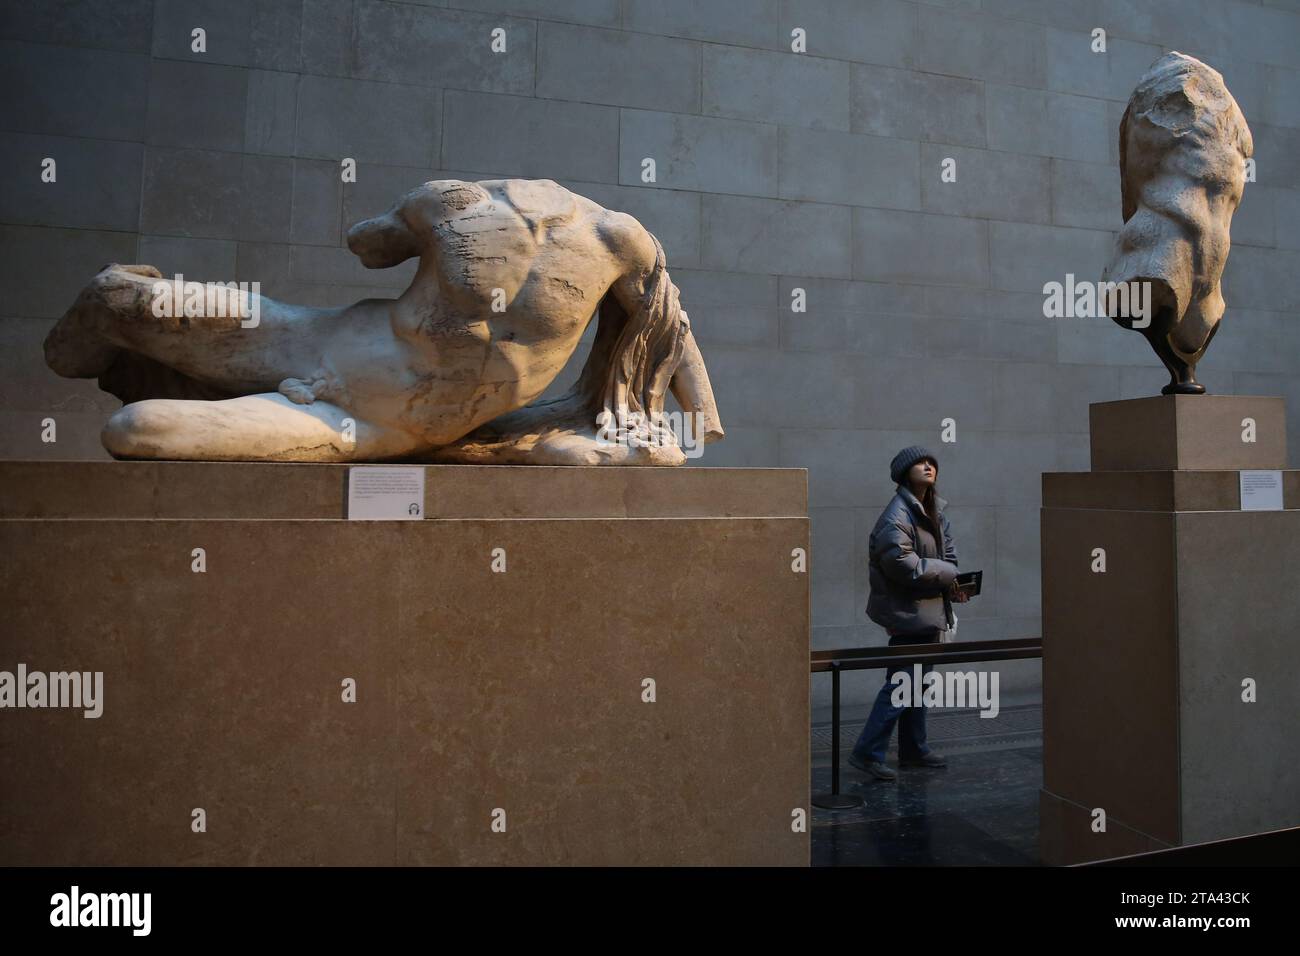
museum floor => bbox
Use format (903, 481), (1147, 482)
(811, 703), (1043, 866)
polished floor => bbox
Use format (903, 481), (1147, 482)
(811, 703), (1043, 866)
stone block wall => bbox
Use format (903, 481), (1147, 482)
(3, 0), (1298, 710)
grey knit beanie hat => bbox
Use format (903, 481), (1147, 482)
(890, 446), (938, 485)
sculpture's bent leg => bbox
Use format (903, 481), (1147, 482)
(101, 393), (425, 462)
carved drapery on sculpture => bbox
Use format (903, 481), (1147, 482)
(43, 179), (724, 465)
(1102, 51), (1253, 395)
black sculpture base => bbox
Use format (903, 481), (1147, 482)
(1161, 380), (1207, 395)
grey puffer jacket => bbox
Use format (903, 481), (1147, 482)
(866, 485), (958, 634)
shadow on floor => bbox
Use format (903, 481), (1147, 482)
(812, 706), (1043, 866)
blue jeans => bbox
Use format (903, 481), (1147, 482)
(852, 629), (941, 763)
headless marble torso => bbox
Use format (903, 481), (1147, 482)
(331, 178), (647, 448)
(47, 179), (668, 461)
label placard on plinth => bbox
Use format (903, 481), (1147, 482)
(1240, 470), (1283, 511)
(347, 466), (426, 519)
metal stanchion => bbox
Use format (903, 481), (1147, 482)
(812, 661), (863, 810)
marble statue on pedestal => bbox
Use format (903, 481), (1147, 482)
(44, 178), (724, 465)
(1102, 52), (1254, 395)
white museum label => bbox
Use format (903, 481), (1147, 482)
(347, 466), (427, 520)
(1239, 470), (1283, 511)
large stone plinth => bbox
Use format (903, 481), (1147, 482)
(1090, 394), (1286, 471)
(0, 462), (810, 866)
(1041, 397), (1300, 865)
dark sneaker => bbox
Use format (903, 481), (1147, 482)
(899, 752), (947, 768)
(847, 752), (897, 780)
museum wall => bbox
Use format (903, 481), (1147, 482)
(2, 0), (1298, 712)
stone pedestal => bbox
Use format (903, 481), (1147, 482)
(1040, 395), (1299, 865)
(1089, 394), (1287, 471)
(0, 461), (810, 866)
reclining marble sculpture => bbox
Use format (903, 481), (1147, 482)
(1102, 52), (1253, 395)
(44, 178), (724, 464)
